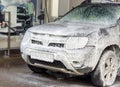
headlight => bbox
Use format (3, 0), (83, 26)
(65, 37), (88, 49)
(20, 30), (30, 52)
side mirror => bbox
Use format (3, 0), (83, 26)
(117, 18), (120, 25)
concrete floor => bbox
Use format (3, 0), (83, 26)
(0, 50), (120, 87)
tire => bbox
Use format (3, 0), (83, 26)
(91, 51), (118, 87)
(28, 64), (47, 73)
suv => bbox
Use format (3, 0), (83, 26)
(21, 3), (120, 86)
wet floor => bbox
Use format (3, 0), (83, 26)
(0, 50), (119, 87)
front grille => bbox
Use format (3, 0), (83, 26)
(31, 34), (67, 48)
(29, 58), (66, 69)
(31, 40), (43, 45)
(31, 39), (65, 48)
(48, 43), (64, 48)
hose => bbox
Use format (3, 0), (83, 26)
(5, 23), (21, 35)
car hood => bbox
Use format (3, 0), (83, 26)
(29, 22), (109, 36)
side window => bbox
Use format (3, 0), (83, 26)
(17, 7), (26, 14)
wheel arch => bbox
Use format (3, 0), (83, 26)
(93, 44), (120, 71)
(100, 45), (120, 59)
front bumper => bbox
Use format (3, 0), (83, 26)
(21, 46), (95, 75)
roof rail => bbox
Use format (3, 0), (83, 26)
(91, 0), (120, 4)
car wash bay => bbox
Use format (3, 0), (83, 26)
(1, 0), (120, 87)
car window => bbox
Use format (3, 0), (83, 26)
(17, 6), (27, 14)
(60, 4), (120, 25)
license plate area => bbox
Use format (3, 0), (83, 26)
(31, 51), (54, 62)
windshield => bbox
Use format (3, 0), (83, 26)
(17, 6), (26, 14)
(17, 4), (27, 14)
(60, 4), (120, 25)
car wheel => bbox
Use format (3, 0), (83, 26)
(28, 64), (47, 73)
(91, 51), (118, 86)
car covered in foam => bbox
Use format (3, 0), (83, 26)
(21, 3), (120, 86)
